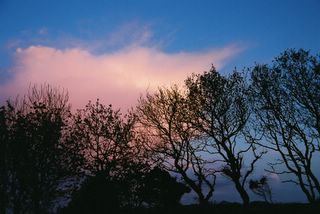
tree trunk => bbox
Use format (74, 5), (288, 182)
(234, 180), (250, 206)
(198, 197), (210, 207)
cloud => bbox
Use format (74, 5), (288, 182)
(0, 43), (242, 110)
(105, 21), (154, 48)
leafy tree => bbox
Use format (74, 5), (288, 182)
(69, 99), (136, 175)
(250, 49), (320, 203)
(185, 67), (265, 206)
(60, 173), (120, 214)
(68, 99), (149, 208)
(0, 104), (10, 213)
(139, 167), (190, 208)
(1, 85), (78, 213)
(136, 86), (216, 206)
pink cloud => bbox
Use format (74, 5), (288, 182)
(0, 44), (242, 110)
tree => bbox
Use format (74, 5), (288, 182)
(250, 49), (320, 203)
(0, 104), (11, 214)
(185, 67), (265, 206)
(249, 176), (272, 203)
(139, 167), (190, 208)
(69, 99), (139, 175)
(68, 99), (150, 208)
(136, 86), (216, 206)
(0, 84), (79, 213)
(60, 173), (120, 214)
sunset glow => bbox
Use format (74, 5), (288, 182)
(1, 44), (241, 109)
(0, 0), (319, 208)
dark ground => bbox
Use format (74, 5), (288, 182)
(60, 203), (320, 214)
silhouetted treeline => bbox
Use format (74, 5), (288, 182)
(0, 49), (319, 213)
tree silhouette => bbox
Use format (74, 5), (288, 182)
(1, 49), (319, 212)
(136, 86), (216, 206)
(0, 104), (10, 213)
(67, 99), (151, 208)
(60, 173), (120, 214)
(185, 67), (265, 206)
(249, 176), (272, 203)
(139, 167), (190, 208)
(250, 49), (320, 203)
(0, 84), (77, 213)
(68, 99), (137, 176)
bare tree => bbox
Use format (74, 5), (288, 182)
(185, 67), (265, 206)
(249, 176), (272, 203)
(250, 49), (320, 203)
(136, 86), (216, 206)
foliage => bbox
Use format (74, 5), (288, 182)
(0, 85), (78, 213)
(139, 167), (190, 208)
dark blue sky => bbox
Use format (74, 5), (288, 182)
(1, 0), (319, 203)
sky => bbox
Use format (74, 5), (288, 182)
(1, 0), (320, 203)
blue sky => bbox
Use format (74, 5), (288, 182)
(1, 0), (319, 67)
(1, 0), (320, 203)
